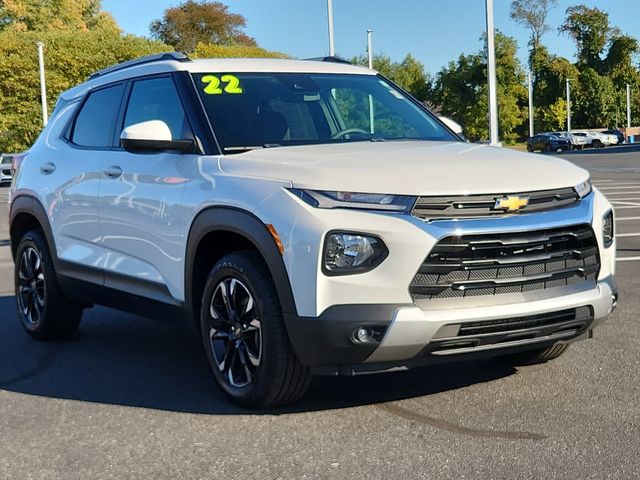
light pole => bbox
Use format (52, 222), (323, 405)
(485, 0), (499, 146)
(566, 78), (572, 132)
(528, 72), (534, 137)
(36, 41), (48, 127)
(327, 0), (335, 57)
(367, 29), (373, 69)
(366, 29), (375, 134)
(627, 84), (632, 129)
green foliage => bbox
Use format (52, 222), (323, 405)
(428, 31), (527, 143)
(192, 43), (288, 59)
(0, 30), (171, 152)
(351, 53), (431, 101)
(150, 1), (255, 54)
(542, 98), (567, 131)
(0, 0), (119, 34)
(560, 5), (611, 71)
(573, 68), (617, 127)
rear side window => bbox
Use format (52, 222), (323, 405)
(72, 83), (125, 148)
(123, 76), (191, 140)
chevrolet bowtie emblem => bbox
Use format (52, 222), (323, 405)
(494, 195), (530, 212)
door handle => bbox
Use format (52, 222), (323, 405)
(40, 162), (56, 175)
(103, 166), (123, 179)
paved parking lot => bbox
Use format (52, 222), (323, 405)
(1, 146), (639, 480)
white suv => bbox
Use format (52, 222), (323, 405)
(10, 53), (618, 407)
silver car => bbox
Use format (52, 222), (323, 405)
(0, 154), (14, 184)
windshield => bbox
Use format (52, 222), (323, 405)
(193, 72), (456, 153)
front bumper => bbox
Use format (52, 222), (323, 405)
(289, 277), (617, 373)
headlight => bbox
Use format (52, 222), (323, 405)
(574, 180), (592, 199)
(289, 189), (416, 212)
(603, 210), (614, 247)
(323, 232), (388, 275)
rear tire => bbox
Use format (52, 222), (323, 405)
(526, 145), (533, 152)
(500, 344), (569, 366)
(200, 251), (310, 408)
(14, 230), (83, 340)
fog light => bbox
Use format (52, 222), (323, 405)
(323, 231), (388, 275)
(603, 210), (614, 247)
(355, 328), (371, 343)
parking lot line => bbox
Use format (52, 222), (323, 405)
(598, 186), (640, 190)
(613, 205), (640, 209)
(595, 182), (639, 186)
(616, 232), (640, 237)
(617, 256), (640, 262)
(608, 197), (640, 201)
(616, 216), (640, 221)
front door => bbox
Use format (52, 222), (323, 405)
(98, 75), (194, 303)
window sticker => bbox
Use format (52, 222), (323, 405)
(201, 74), (244, 95)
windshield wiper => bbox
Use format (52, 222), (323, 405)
(223, 144), (282, 153)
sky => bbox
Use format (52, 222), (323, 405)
(102, 0), (640, 74)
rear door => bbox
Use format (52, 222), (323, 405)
(97, 74), (194, 303)
(48, 82), (125, 279)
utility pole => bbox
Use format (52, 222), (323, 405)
(627, 84), (632, 129)
(485, 0), (499, 146)
(367, 29), (373, 69)
(327, 0), (335, 57)
(36, 41), (48, 127)
(528, 72), (534, 137)
(566, 78), (572, 132)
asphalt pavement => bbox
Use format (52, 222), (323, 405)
(1, 146), (639, 479)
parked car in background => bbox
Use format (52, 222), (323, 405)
(547, 131), (589, 150)
(0, 154), (15, 184)
(527, 134), (572, 153)
(572, 132), (609, 148)
(602, 129), (625, 144)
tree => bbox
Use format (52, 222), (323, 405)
(150, 1), (255, 54)
(351, 53), (431, 101)
(429, 32), (527, 143)
(192, 43), (288, 59)
(560, 5), (611, 71)
(0, 0), (119, 34)
(0, 30), (171, 153)
(510, 0), (558, 68)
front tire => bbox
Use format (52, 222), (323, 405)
(500, 344), (569, 366)
(14, 230), (83, 340)
(200, 251), (310, 408)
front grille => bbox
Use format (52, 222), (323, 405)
(425, 306), (594, 355)
(412, 187), (579, 220)
(410, 225), (600, 301)
(458, 308), (581, 336)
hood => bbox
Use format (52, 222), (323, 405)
(219, 141), (589, 196)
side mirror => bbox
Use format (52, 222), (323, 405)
(120, 120), (194, 153)
(438, 116), (464, 136)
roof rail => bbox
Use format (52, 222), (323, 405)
(89, 52), (191, 80)
(305, 56), (352, 65)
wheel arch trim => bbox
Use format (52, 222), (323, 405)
(9, 194), (57, 262)
(185, 206), (298, 325)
